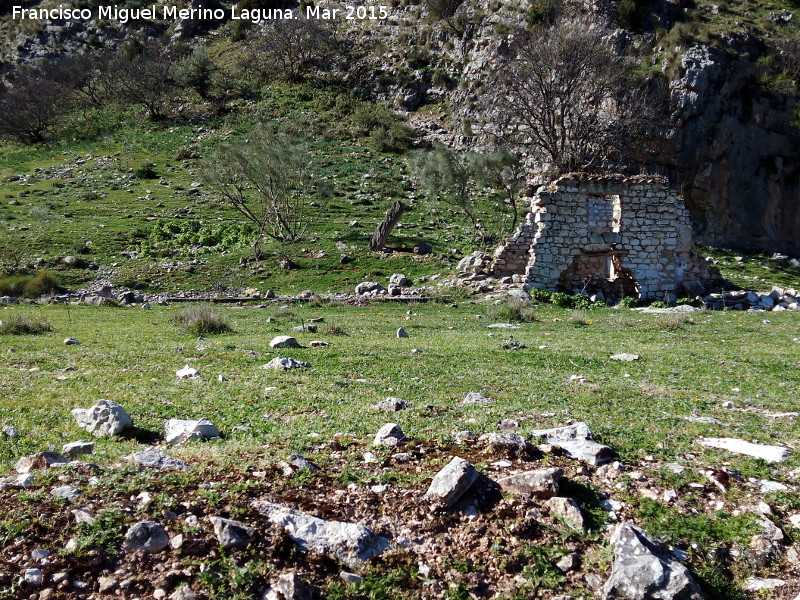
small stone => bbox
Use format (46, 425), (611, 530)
(373, 423), (405, 447)
(62, 440), (93, 458)
(269, 336), (300, 349)
(375, 397), (411, 412)
(2, 426), (18, 439)
(745, 578), (786, 591)
(170, 586), (198, 600)
(722, 401), (735, 409)
(97, 577), (117, 593)
(479, 432), (535, 458)
(289, 454), (320, 472)
(339, 572), (364, 585)
(176, 365), (199, 379)
(263, 572), (314, 600)
(165, 418), (220, 445)
(63, 338), (79, 345)
(51, 485), (80, 501)
(498, 468), (562, 498)
(424, 456), (479, 508)
(396, 328), (409, 338)
(15, 451), (69, 474)
(31, 549), (50, 561)
(530, 422), (614, 466)
(24, 568), (42, 586)
(555, 553), (579, 572)
(261, 357), (311, 370)
(610, 353), (639, 361)
(547, 497), (586, 529)
(132, 447), (187, 470)
(122, 521), (169, 554)
(760, 480), (788, 493)
(309, 340), (329, 347)
(462, 391), (492, 405)
(209, 516), (255, 549)
(71, 509), (94, 524)
(154, 589), (168, 600)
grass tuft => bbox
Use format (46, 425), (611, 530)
(173, 304), (233, 335)
(0, 313), (52, 335)
(489, 298), (537, 323)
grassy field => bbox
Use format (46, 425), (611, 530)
(1, 299), (799, 598)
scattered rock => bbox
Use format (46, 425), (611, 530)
(263, 572), (314, 600)
(24, 568), (42, 586)
(51, 485), (80, 501)
(132, 447), (187, 470)
(487, 323), (520, 329)
(462, 391), (492, 405)
(269, 336), (300, 349)
(262, 357), (311, 370)
(531, 422), (614, 465)
(479, 433), (535, 458)
(339, 572), (364, 585)
(603, 523), (703, 600)
(72, 400), (133, 437)
(610, 353), (639, 361)
(355, 282), (386, 296)
(373, 423), (405, 447)
(698, 437), (789, 462)
(62, 440), (93, 458)
(122, 521), (169, 554)
(389, 274), (411, 287)
(396, 327), (409, 338)
(497, 467), (562, 498)
(744, 578), (786, 591)
(289, 454), (321, 472)
(293, 324), (317, 333)
(209, 516), (255, 549)
(2, 425), (19, 439)
(424, 456), (480, 508)
(165, 418), (220, 445)
(15, 451), (69, 474)
(255, 502), (389, 568)
(63, 337), (79, 345)
(309, 340), (329, 347)
(375, 397), (412, 412)
(176, 365), (199, 379)
(546, 497), (586, 529)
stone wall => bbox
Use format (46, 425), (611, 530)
(492, 174), (718, 300)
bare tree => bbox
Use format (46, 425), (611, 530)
(0, 65), (73, 144)
(109, 39), (176, 120)
(202, 125), (330, 258)
(248, 17), (337, 83)
(482, 16), (647, 173)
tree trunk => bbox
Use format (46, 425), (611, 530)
(369, 201), (406, 251)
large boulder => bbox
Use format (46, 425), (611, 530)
(71, 400), (133, 437)
(603, 523), (703, 600)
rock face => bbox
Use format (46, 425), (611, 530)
(255, 502), (389, 568)
(424, 457), (480, 508)
(530, 422), (614, 466)
(603, 523), (703, 600)
(72, 400), (133, 437)
(660, 44), (800, 256)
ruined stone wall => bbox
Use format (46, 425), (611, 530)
(492, 174), (717, 300)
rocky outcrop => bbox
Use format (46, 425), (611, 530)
(657, 43), (800, 255)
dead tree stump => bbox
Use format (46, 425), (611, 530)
(369, 200), (406, 251)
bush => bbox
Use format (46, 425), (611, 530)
(614, 0), (643, 30)
(648, 300), (669, 309)
(0, 313), (52, 335)
(528, 288), (552, 303)
(134, 162), (157, 179)
(173, 304), (232, 335)
(0, 271), (60, 299)
(570, 293), (594, 310)
(490, 298), (537, 322)
(550, 292), (573, 308)
(321, 322), (348, 336)
(617, 296), (639, 309)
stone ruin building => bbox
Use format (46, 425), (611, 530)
(491, 174), (719, 300)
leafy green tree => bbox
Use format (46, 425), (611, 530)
(470, 149), (527, 234)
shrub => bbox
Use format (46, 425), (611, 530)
(173, 304), (232, 335)
(0, 271), (60, 298)
(321, 322), (347, 336)
(490, 298), (537, 322)
(653, 313), (691, 330)
(570, 293), (594, 309)
(614, 0), (643, 30)
(617, 296), (639, 309)
(648, 300), (669, 309)
(529, 288), (552, 303)
(0, 313), (52, 335)
(134, 162), (157, 179)
(550, 292), (573, 308)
